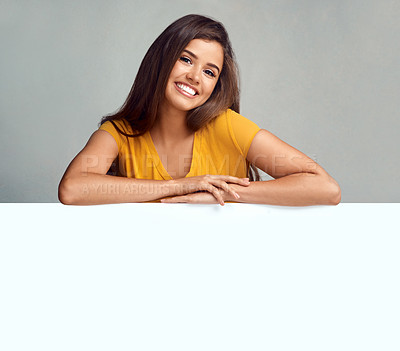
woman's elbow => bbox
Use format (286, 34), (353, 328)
(326, 177), (341, 205)
(58, 178), (78, 205)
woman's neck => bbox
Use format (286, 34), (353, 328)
(151, 105), (193, 145)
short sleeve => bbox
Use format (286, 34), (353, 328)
(227, 109), (261, 156)
(98, 120), (123, 150)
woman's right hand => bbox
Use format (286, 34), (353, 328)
(169, 175), (251, 205)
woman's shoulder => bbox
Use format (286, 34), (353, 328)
(99, 118), (133, 135)
(207, 108), (235, 129)
(201, 109), (240, 145)
(208, 108), (259, 132)
(205, 108), (261, 155)
(98, 118), (137, 150)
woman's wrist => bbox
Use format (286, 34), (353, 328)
(166, 178), (196, 196)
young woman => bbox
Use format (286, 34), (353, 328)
(58, 14), (341, 206)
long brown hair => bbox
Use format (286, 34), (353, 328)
(101, 14), (259, 180)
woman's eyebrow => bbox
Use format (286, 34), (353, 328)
(183, 49), (221, 74)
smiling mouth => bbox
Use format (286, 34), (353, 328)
(175, 82), (198, 97)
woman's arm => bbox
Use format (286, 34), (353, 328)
(162, 129), (341, 206)
(58, 130), (168, 205)
(58, 130), (247, 205)
(228, 129), (341, 205)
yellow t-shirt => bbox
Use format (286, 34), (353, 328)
(98, 108), (260, 180)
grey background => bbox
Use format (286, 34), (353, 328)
(1, 0), (399, 202)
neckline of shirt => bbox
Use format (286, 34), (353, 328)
(144, 130), (200, 180)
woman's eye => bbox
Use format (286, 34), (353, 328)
(179, 56), (215, 77)
(180, 56), (191, 64)
(204, 69), (216, 77)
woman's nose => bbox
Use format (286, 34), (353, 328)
(186, 66), (200, 83)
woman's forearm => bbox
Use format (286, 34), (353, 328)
(227, 173), (341, 206)
(58, 173), (176, 205)
(59, 173), (250, 205)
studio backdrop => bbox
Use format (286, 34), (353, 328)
(1, 0), (399, 202)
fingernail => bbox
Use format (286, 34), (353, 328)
(234, 192), (240, 199)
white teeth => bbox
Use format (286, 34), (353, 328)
(177, 83), (196, 96)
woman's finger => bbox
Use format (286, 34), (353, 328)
(173, 175), (249, 199)
(209, 179), (240, 199)
(209, 175), (250, 186)
(203, 184), (225, 206)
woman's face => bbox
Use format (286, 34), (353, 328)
(162, 39), (224, 114)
